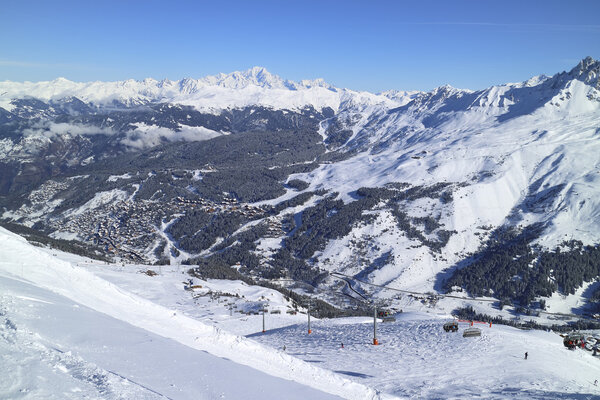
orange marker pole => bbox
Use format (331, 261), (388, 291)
(373, 306), (379, 345)
(307, 301), (312, 334)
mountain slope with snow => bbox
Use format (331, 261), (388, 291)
(288, 57), (600, 295)
(1, 58), (600, 317)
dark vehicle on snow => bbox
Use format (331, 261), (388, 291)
(377, 310), (396, 322)
(563, 333), (585, 350)
(443, 321), (459, 332)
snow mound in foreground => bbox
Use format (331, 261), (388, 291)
(0, 227), (386, 400)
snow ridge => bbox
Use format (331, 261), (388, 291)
(0, 67), (399, 113)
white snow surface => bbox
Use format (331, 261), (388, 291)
(2, 227), (600, 399)
(0, 227), (380, 400)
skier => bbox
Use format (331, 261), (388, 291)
(283, 345), (286, 352)
(341, 342), (344, 348)
(524, 352), (528, 360)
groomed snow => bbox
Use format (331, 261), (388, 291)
(251, 312), (600, 399)
(0, 275), (344, 400)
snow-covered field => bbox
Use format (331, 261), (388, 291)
(252, 314), (600, 399)
(2, 227), (600, 399)
(0, 228), (378, 400)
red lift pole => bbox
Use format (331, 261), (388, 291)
(307, 301), (312, 334)
(373, 305), (379, 345)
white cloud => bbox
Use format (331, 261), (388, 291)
(120, 123), (226, 150)
(21, 121), (226, 150)
(22, 121), (115, 138)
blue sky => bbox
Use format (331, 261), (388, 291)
(1, 0), (599, 92)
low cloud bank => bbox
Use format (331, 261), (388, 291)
(23, 121), (115, 137)
(22, 121), (226, 149)
(121, 123), (225, 149)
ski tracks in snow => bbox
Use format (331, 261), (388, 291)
(0, 295), (167, 400)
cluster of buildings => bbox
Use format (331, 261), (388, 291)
(173, 196), (266, 217)
(50, 194), (273, 262)
(52, 199), (164, 262)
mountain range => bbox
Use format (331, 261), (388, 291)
(1, 57), (599, 316)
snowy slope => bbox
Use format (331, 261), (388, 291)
(0, 227), (386, 400)
(251, 313), (600, 399)
(0, 274), (345, 400)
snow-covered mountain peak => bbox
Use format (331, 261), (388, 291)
(392, 84), (472, 115)
(244, 66), (282, 86)
(521, 74), (550, 88)
(379, 89), (422, 106)
(430, 84), (473, 99)
(198, 66), (338, 92)
(50, 77), (71, 84)
(200, 66), (295, 90)
(299, 77), (334, 89)
(0, 67), (351, 112)
(569, 56), (600, 87)
(0, 59), (597, 120)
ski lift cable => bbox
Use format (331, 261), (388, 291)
(337, 275), (369, 302)
(330, 271), (481, 300)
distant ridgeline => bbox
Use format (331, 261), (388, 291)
(445, 224), (600, 308)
